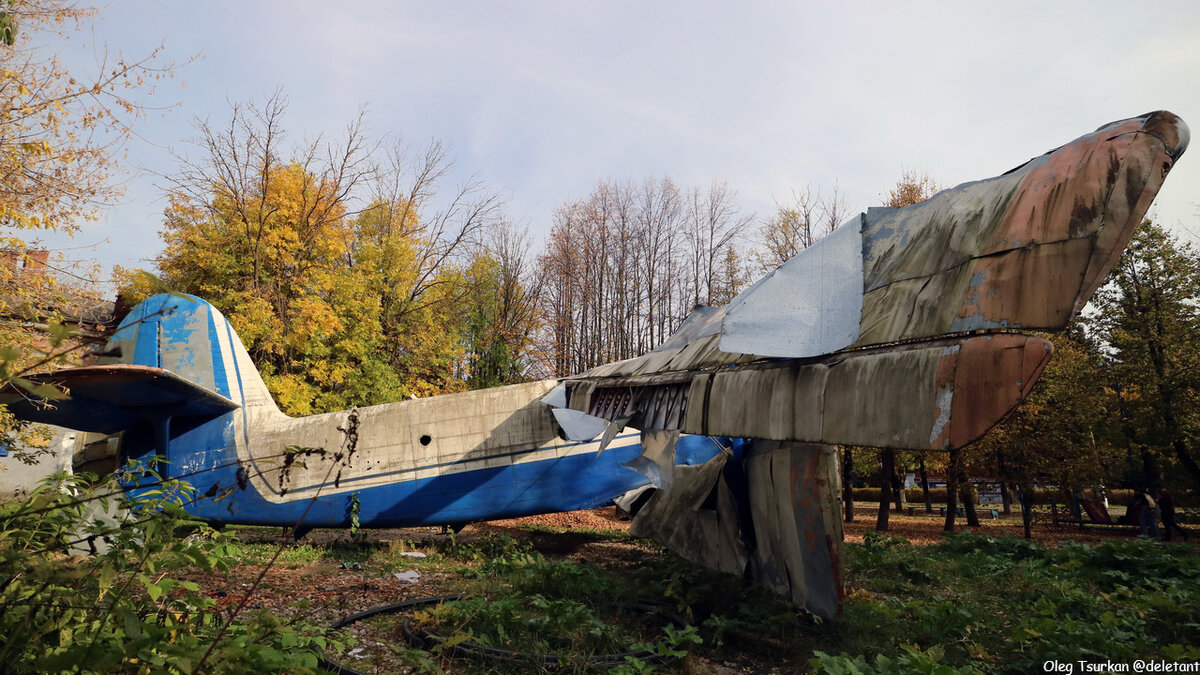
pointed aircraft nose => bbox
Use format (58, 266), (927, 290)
(1139, 109), (1189, 162)
(942, 110), (1190, 332)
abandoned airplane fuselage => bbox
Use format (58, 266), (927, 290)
(15, 293), (729, 529)
(3, 110), (1188, 619)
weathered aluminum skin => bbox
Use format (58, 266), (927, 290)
(565, 111), (1187, 618)
(569, 334), (1051, 451)
(721, 217), (864, 357)
(6, 112), (1187, 622)
(567, 111), (1188, 455)
(860, 111), (1188, 344)
(7, 294), (730, 531)
(630, 441), (843, 618)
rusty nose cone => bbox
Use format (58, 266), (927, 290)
(1139, 110), (1189, 162)
(941, 335), (1054, 450)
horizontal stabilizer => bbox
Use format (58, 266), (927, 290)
(0, 365), (240, 434)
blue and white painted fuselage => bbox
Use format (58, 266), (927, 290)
(26, 294), (724, 529)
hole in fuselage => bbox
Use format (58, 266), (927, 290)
(419, 435), (432, 446)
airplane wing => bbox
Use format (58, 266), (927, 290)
(0, 365), (240, 434)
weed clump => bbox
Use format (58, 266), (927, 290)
(828, 532), (1200, 672)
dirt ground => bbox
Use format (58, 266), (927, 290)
(487, 503), (1159, 548)
(202, 506), (1191, 673)
(216, 504), (1160, 621)
(839, 504), (1144, 547)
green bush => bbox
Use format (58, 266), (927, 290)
(0, 470), (341, 673)
(839, 531), (1200, 671)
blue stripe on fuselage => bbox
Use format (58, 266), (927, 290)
(127, 413), (727, 528)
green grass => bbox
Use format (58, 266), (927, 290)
(217, 526), (1200, 673)
(822, 531), (1200, 672)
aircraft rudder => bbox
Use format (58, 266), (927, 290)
(107, 293), (278, 412)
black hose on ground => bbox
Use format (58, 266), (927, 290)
(321, 594), (689, 673)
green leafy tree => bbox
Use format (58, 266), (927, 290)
(1090, 221), (1200, 492)
(0, 470), (340, 672)
(461, 225), (542, 389)
(976, 326), (1122, 536)
(156, 96), (375, 414)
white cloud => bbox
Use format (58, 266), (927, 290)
(30, 0), (1200, 277)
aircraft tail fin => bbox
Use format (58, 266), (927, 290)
(105, 293), (279, 415)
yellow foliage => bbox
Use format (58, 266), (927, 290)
(0, 1), (174, 234)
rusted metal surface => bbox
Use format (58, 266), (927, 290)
(861, 110), (1188, 344)
(569, 334), (1052, 451)
(567, 112), (1188, 619)
(745, 442), (842, 618)
(630, 441), (843, 618)
(568, 111), (1187, 455)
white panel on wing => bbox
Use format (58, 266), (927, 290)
(720, 216), (864, 358)
(551, 408), (609, 441)
(541, 383), (568, 408)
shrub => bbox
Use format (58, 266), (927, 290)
(0, 471), (340, 673)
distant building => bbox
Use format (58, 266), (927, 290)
(1, 249), (120, 495)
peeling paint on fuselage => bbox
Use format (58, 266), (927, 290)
(106, 294), (724, 529)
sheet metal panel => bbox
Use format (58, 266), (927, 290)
(945, 335), (1050, 449)
(667, 335), (1052, 451)
(720, 216), (864, 358)
(0, 365), (240, 434)
(629, 453), (749, 577)
(745, 442), (843, 618)
(858, 111), (1186, 346)
(822, 347), (940, 448)
(652, 306), (725, 352)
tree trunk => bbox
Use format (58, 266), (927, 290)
(920, 457), (933, 513)
(1021, 487), (1033, 540)
(1000, 481), (1012, 515)
(963, 482), (980, 527)
(876, 449), (893, 531)
(1141, 447), (1162, 487)
(894, 470), (906, 512)
(842, 446), (854, 523)
(957, 454), (980, 527)
(943, 449), (960, 532)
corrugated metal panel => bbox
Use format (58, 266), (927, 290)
(823, 347), (940, 448)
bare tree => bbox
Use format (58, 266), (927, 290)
(538, 176), (758, 376)
(360, 138), (507, 316)
(160, 91), (374, 318)
(751, 183), (852, 275)
(685, 181), (754, 306)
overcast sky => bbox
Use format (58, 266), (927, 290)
(34, 1), (1200, 280)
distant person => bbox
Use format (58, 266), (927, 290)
(1155, 487), (1189, 542)
(1132, 488), (1159, 539)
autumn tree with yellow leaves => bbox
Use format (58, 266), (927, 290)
(0, 0), (177, 451)
(141, 93), (533, 415)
